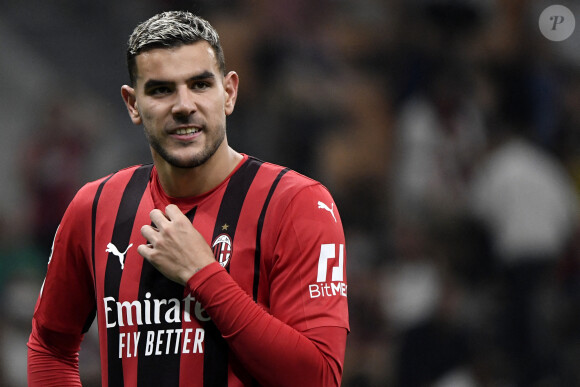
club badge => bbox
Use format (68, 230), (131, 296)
(212, 234), (232, 268)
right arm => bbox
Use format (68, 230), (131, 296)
(28, 320), (83, 386)
(27, 185), (98, 386)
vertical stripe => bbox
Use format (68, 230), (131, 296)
(203, 158), (262, 387)
(253, 168), (289, 301)
(212, 158), (262, 272)
(135, 207), (197, 386)
(135, 265), (183, 386)
(185, 206), (197, 223)
(91, 174), (115, 296)
(104, 165), (153, 387)
(85, 173), (115, 334)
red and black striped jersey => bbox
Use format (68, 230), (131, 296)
(29, 155), (349, 386)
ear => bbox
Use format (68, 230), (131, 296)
(223, 71), (239, 116)
(121, 85), (142, 125)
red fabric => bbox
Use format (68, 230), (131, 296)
(28, 320), (83, 386)
(27, 177), (102, 386)
(27, 157), (348, 386)
(188, 262), (347, 386)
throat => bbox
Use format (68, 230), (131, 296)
(153, 147), (243, 198)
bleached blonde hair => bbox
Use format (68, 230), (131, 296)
(126, 11), (226, 85)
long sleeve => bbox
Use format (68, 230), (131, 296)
(27, 182), (98, 386)
(28, 319), (83, 386)
(186, 182), (349, 386)
(187, 262), (347, 387)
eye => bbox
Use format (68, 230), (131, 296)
(191, 81), (210, 91)
(148, 86), (173, 96)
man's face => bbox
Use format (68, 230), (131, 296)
(122, 41), (238, 169)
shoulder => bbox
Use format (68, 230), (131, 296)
(84, 164), (151, 191)
(70, 164), (151, 212)
(249, 157), (327, 197)
(247, 157), (338, 220)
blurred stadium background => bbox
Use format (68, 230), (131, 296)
(1, 0), (580, 386)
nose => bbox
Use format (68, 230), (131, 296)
(171, 86), (197, 117)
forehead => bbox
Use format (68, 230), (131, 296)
(134, 41), (219, 84)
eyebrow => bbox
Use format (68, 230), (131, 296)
(143, 71), (216, 90)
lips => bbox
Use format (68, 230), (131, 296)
(174, 127), (200, 135)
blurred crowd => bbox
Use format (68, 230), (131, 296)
(1, 0), (580, 386)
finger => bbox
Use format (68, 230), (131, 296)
(137, 243), (154, 259)
(165, 204), (184, 221)
(150, 208), (170, 228)
(140, 224), (158, 245)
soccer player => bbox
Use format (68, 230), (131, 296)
(27, 10), (349, 387)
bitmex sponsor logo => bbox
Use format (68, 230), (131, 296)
(104, 292), (208, 358)
(309, 243), (347, 299)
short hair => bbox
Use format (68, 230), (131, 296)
(126, 11), (226, 85)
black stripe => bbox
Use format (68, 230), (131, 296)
(253, 168), (289, 301)
(135, 209), (197, 386)
(248, 167), (288, 387)
(203, 158), (262, 387)
(185, 206), (197, 222)
(104, 164), (153, 387)
(84, 173), (115, 334)
(212, 158), (262, 272)
(91, 174), (115, 297)
(135, 265), (183, 386)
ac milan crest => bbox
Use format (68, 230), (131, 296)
(212, 234), (232, 268)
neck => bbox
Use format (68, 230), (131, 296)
(154, 145), (243, 198)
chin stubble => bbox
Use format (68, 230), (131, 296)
(145, 125), (226, 169)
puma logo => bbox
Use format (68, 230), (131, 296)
(106, 243), (133, 270)
(317, 201), (337, 223)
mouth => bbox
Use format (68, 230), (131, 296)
(174, 127), (201, 135)
(169, 125), (203, 142)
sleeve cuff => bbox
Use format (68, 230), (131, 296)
(185, 261), (225, 295)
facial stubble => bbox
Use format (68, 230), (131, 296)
(145, 124), (226, 169)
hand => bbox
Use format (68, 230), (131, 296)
(138, 204), (215, 285)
